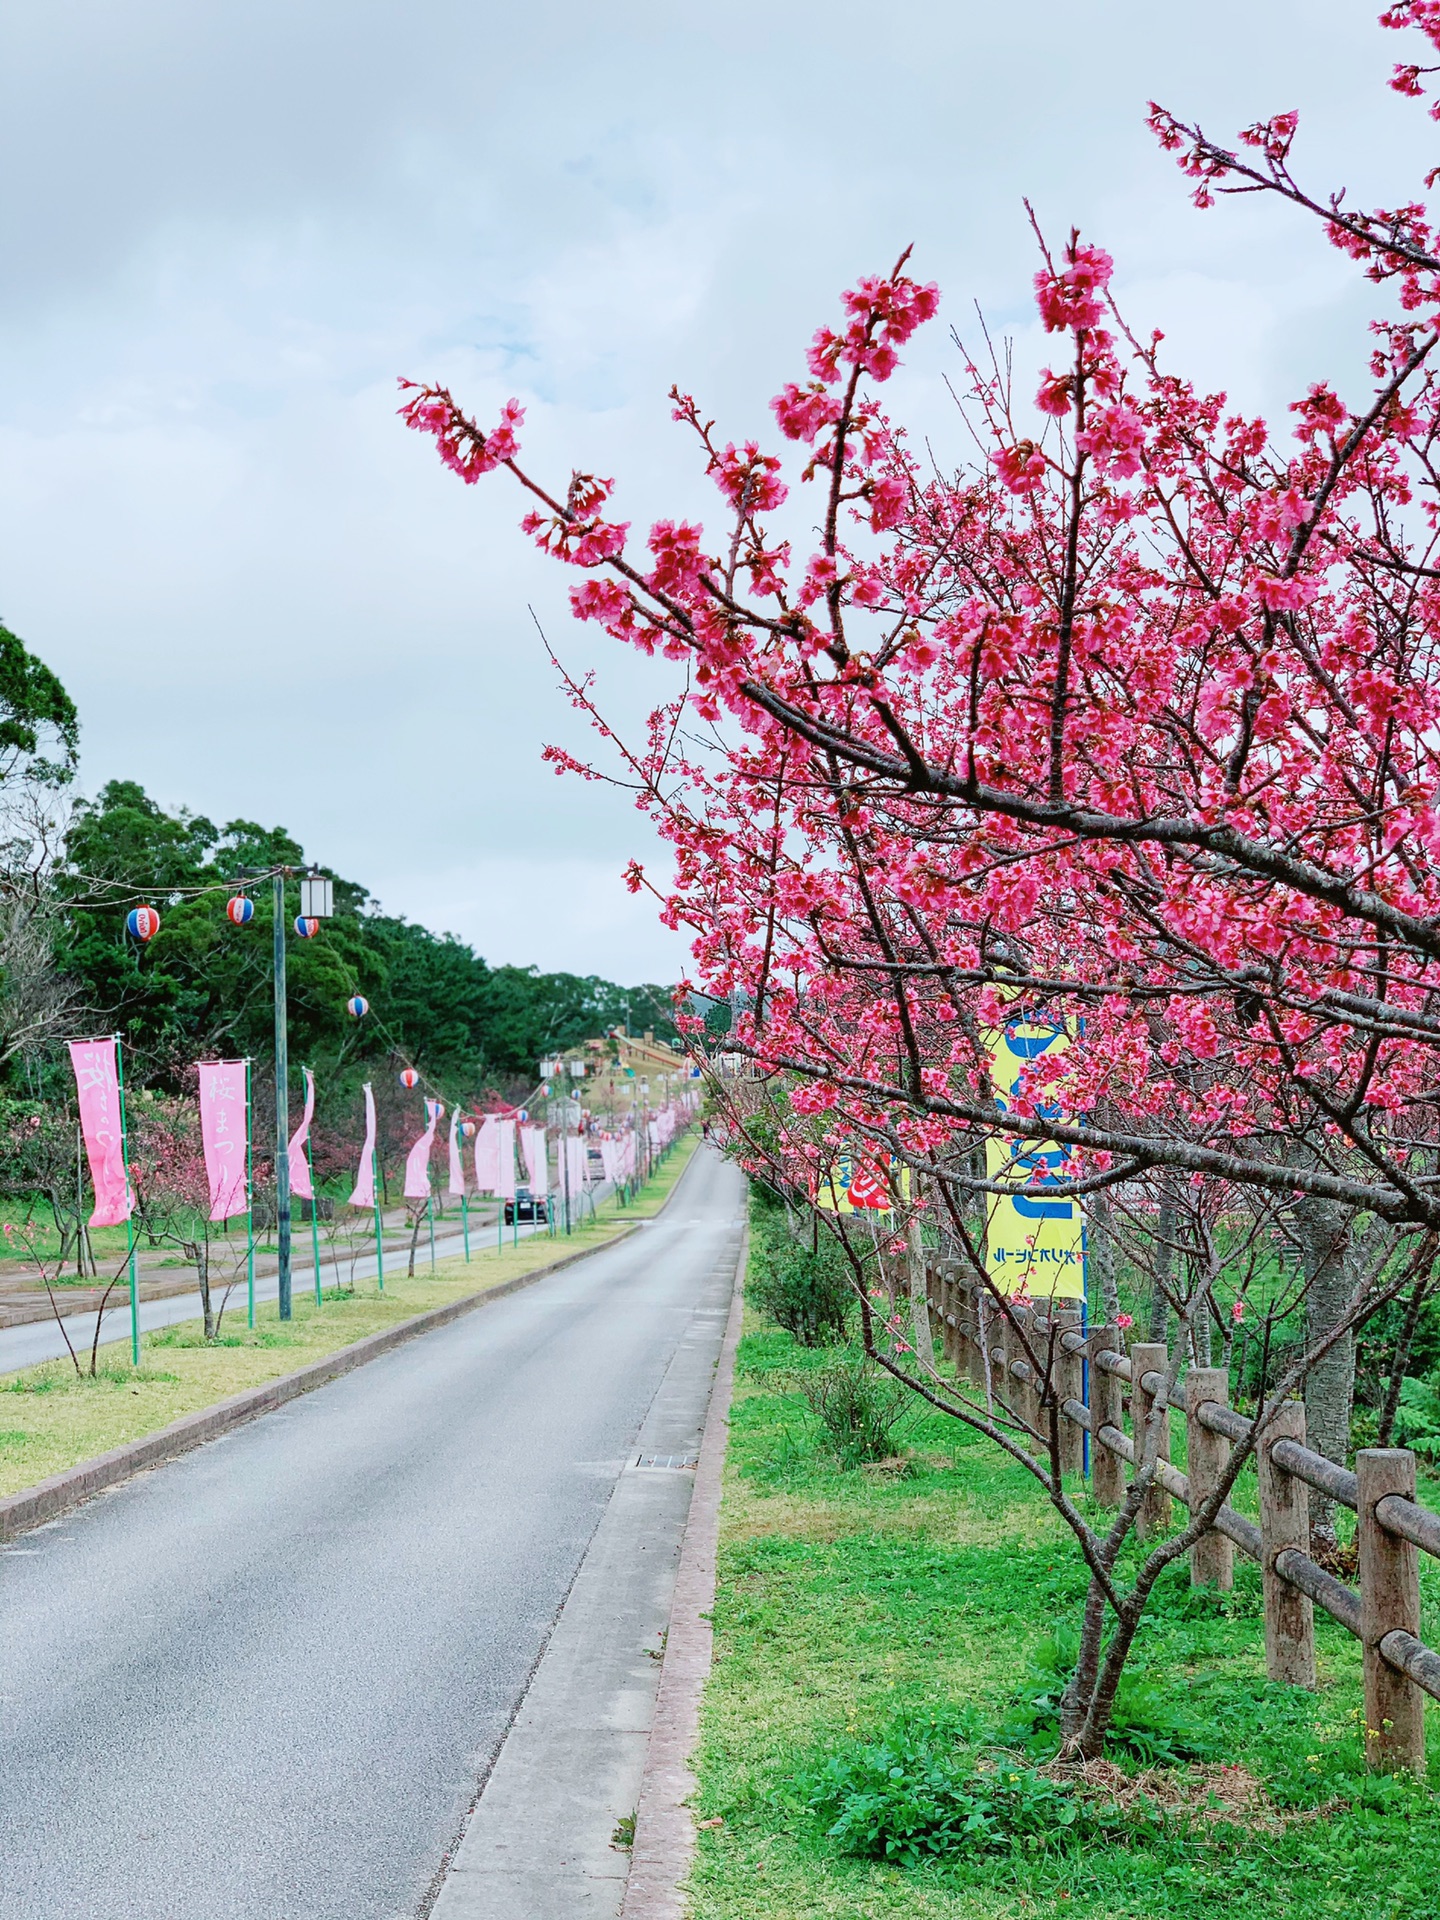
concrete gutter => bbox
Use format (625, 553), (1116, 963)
(619, 1227), (747, 1920)
(0, 1228), (638, 1544)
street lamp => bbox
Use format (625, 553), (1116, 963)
(234, 864), (334, 1320)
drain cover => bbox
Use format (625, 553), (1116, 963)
(633, 1453), (699, 1471)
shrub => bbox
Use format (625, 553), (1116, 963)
(1000, 1625), (1215, 1766)
(795, 1348), (914, 1467)
(1390, 1375), (1440, 1463)
(746, 1186), (853, 1346)
(803, 1722), (1084, 1864)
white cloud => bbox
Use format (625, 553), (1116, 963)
(0, 0), (1429, 978)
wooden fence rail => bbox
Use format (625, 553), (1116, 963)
(918, 1262), (1440, 1774)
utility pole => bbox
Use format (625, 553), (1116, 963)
(273, 870), (292, 1320)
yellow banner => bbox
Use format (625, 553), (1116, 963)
(815, 1152), (911, 1215)
(983, 1017), (1085, 1300)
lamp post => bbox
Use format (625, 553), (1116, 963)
(234, 864), (333, 1322)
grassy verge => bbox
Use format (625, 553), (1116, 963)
(0, 1133), (697, 1498)
(688, 1305), (1440, 1920)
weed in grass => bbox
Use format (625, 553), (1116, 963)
(799, 1716), (1092, 1864)
(792, 1349), (916, 1470)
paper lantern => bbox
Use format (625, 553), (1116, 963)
(399, 1067), (420, 1088)
(125, 906), (161, 942)
(346, 995), (369, 1018)
(226, 895), (254, 926)
(293, 916), (320, 939)
(459, 1118), (476, 1139)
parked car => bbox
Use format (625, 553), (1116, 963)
(504, 1186), (549, 1226)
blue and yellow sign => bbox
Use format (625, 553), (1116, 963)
(984, 1018), (1085, 1301)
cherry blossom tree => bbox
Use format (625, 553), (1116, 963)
(400, 5), (1440, 1753)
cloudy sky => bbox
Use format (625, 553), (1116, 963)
(0, 1), (1427, 981)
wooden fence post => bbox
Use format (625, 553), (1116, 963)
(1129, 1342), (1172, 1539)
(1014, 1303), (1042, 1451)
(933, 1265), (953, 1368)
(1002, 1306), (1039, 1444)
(948, 1266), (968, 1377)
(1258, 1400), (1316, 1689)
(968, 1281), (989, 1391)
(1055, 1309), (1084, 1478)
(1357, 1448), (1425, 1774)
(1088, 1324), (1125, 1508)
(1184, 1367), (1233, 1590)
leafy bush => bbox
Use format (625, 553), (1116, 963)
(803, 1722), (1084, 1864)
(746, 1186), (853, 1346)
(1390, 1375), (1440, 1463)
(1000, 1625), (1215, 1766)
(794, 1348), (914, 1467)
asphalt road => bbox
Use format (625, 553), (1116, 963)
(0, 1145), (745, 1920)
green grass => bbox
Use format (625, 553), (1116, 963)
(687, 1315), (1440, 1919)
(0, 1133), (697, 1496)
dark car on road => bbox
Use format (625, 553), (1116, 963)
(504, 1186), (549, 1226)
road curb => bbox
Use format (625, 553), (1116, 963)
(0, 1228), (638, 1544)
(619, 1217), (747, 1920)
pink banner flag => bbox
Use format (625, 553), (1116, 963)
(404, 1098), (444, 1199)
(447, 1107), (465, 1197)
(349, 1083), (378, 1208)
(494, 1118), (517, 1200)
(474, 1115), (502, 1193)
(69, 1038), (132, 1228)
(198, 1059), (248, 1222)
(287, 1066), (315, 1202)
(599, 1138), (621, 1184)
(521, 1124), (547, 1191)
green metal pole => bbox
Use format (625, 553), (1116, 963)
(246, 1057), (255, 1329)
(272, 872), (292, 1319)
(372, 1147), (384, 1292)
(462, 1192), (470, 1262)
(427, 1193), (436, 1272)
(114, 1033), (140, 1367)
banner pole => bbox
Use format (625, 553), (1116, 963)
(245, 1057), (255, 1329)
(372, 1146), (384, 1292)
(272, 870), (293, 1321)
(114, 1033), (140, 1367)
(462, 1192), (470, 1262)
(428, 1192), (436, 1272)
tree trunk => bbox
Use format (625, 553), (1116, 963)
(1148, 1184), (1175, 1344)
(190, 1241), (216, 1342)
(1089, 1191), (1121, 1324)
(906, 1213), (935, 1370)
(407, 1209), (423, 1277)
(1061, 1575), (1108, 1748)
(1291, 1196), (1356, 1554)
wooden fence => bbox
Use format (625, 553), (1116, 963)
(920, 1263), (1440, 1774)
